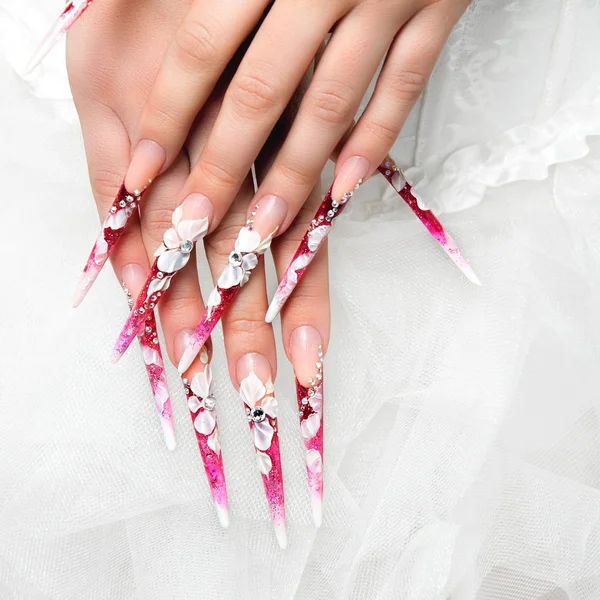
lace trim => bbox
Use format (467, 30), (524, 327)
(404, 93), (600, 215)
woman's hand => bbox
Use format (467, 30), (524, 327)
(67, 0), (331, 540)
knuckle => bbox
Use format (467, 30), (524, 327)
(90, 168), (123, 206)
(363, 117), (399, 146)
(205, 223), (242, 259)
(173, 19), (220, 71)
(389, 67), (428, 103)
(198, 155), (240, 190)
(225, 313), (272, 339)
(142, 204), (176, 246)
(143, 98), (187, 133)
(274, 160), (317, 191)
(308, 80), (356, 126)
(229, 68), (280, 118)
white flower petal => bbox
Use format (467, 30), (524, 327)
(241, 253), (258, 271)
(177, 217), (208, 243)
(305, 449), (323, 474)
(141, 344), (160, 366)
(217, 264), (242, 289)
(162, 228), (180, 250)
(194, 410), (216, 435)
(240, 269), (251, 287)
(307, 225), (330, 252)
(147, 276), (169, 297)
(300, 412), (321, 439)
(104, 208), (128, 230)
(240, 371), (266, 409)
(190, 365), (212, 398)
(256, 451), (273, 475)
(309, 388), (323, 412)
(172, 203), (184, 227)
(94, 237), (108, 265)
(253, 419), (274, 452)
(207, 428), (221, 455)
(289, 254), (312, 279)
(207, 288), (221, 309)
(254, 229), (277, 254)
(235, 227), (261, 253)
(187, 395), (202, 413)
(153, 380), (170, 411)
(260, 394), (278, 419)
(157, 249), (189, 273)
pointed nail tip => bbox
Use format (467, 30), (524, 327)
(110, 350), (121, 364)
(264, 304), (279, 324)
(162, 427), (177, 451)
(275, 525), (288, 550)
(462, 264), (482, 286)
(215, 504), (230, 529)
(177, 350), (194, 374)
(312, 500), (323, 528)
(71, 287), (85, 308)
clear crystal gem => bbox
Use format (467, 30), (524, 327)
(156, 272), (164, 279)
(110, 206), (117, 213)
(302, 398), (308, 405)
(119, 200), (126, 208)
(308, 389), (315, 396)
(138, 307), (145, 314)
(229, 251), (243, 267)
(308, 378), (315, 386)
(152, 338), (158, 345)
(250, 407), (266, 423)
(316, 373), (322, 381)
(145, 326), (152, 334)
(179, 240), (193, 254)
(204, 395), (216, 411)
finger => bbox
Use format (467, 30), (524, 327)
(334, 0), (469, 192)
(176, 0), (343, 231)
(130, 0), (273, 183)
(271, 185), (329, 527)
(200, 176), (287, 549)
(78, 105), (177, 449)
(250, 1), (412, 236)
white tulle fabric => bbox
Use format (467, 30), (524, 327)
(2, 1), (600, 599)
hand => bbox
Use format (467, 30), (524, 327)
(67, 0), (331, 541)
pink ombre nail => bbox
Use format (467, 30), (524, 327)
(378, 157), (481, 285)
(177, 196), (286, 373)
(124, 140), (166, 193)
(122, 263), (175, 451)
(25, 0), (94, 74)
(112, 194), (213, 362)
(237, 353), (287, 548)
(331, 156), (370, 202)
(290, 326), (324, 527)
(176, 330), (229, 528)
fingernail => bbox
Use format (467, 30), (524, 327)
(181, 348), (229, 528)
(331, 155), (370, 202)
(112, 194), (212, 362)
(25, 1), (92, 74)
(237, 353), (287, 549)
(290, 327), (324, 527)
(266, 184), (339, 322)
(121, 275), (176, 451)
(377, 158), (481, 286)
(124, 140), (166, 193)
(178, 199), (282, 373)
(73, 185), (146, 308)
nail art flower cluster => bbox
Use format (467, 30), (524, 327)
(240, 372), (278, 473)
(218, 226), (276, 290)
(186, 363), (220, 455)
(150, 202), (209, 294)
(299, 346), (324, 442)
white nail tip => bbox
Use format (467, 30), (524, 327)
(216, 504), (230, 529)
(275, 524), (288, 550)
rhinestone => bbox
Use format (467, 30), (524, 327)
(182, 378), (189, 385)
(156, 272), (164, 279)
(326, 217), (332, 222)
(126, 328), (133, 336)
(129, 202), (136, 208)
(119, 200), (126, 208)
(228, 251), (243, 267)
(126, 195), (133, 202)
(308, 388), (315, 397)
(250, 407), (266, 423)
(179, 240), (193, 254)
(318, 351), (323, 358)
(152, 338), (158, 345)
(138, 307), (145, 315)
(145, 326), (152, 334)
(332, 200), (339, 208)
(245, 407), (250, 414)
(248, 226), (253, 231)
(110, 206), (117, 213)
(134, 189), (141, 197)
(319, 215), (324, 221)
(251, 211), (256, 217)
(327, 210), (335, 218)
(302, 398), (308, 405)
(149, 303), (155, 309)
(386, 170), (391, 176)
(308, 377), (315, 386)
(204, 395), (216, 411)
(299, 411), (304, 416)
(316, 373), (322, 381)
(316, 362), (322, 369)
(150, 295), (157, 302)
(385, 161), (390, 168)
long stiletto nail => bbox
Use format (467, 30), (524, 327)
(237, 353), (287, 548)
(122, 264), (175, 451)
(111, 194), (213, 362)
(177, 196), (286, 374)
(25, 0), (95, 74)
(290, 326), (324, 527)
(176, 331), (229, 528)
(73, 141), (166, 308)
(379, 157), (481, 285)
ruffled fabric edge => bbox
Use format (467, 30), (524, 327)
(404, 94), (600, 215)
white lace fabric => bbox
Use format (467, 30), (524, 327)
(1, 1), (600, 599)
